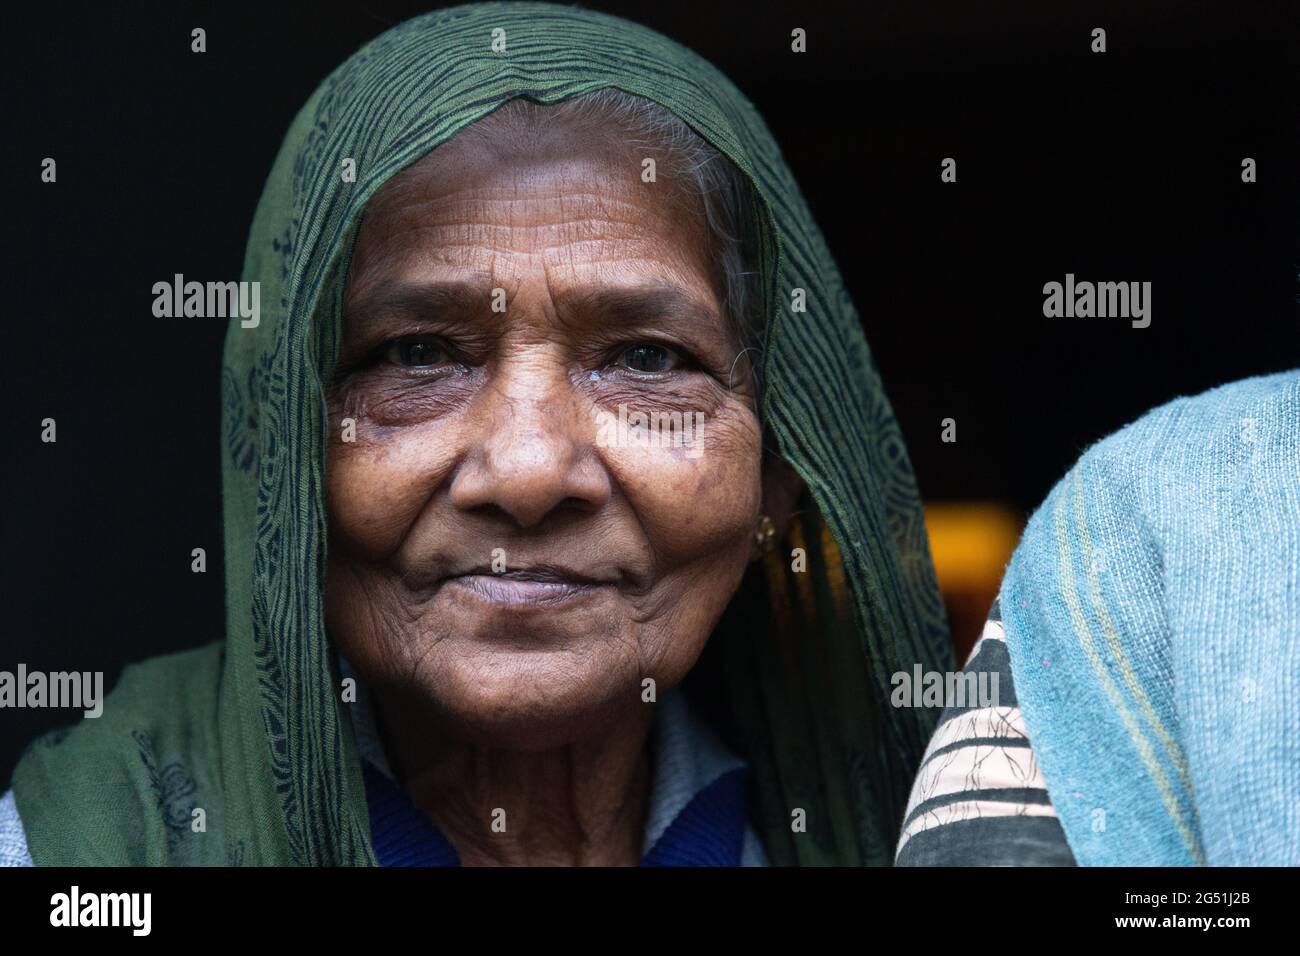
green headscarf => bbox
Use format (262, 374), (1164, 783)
(11, 1), (950, 866)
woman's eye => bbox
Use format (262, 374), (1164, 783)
(614, 344), (680, 374)
(387, 338), (447, 368)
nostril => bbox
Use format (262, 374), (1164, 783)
(448, 416), (612, 528)
(555, 495), (601, 516)
(480, 494), (600, 530)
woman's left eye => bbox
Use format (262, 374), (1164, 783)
(387, 337), (448, 368)
(613, 343), (682, 374)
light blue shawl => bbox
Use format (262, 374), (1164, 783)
(999, 370), (1300, 865)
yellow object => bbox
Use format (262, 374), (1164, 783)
(922, 502), (1023, 593)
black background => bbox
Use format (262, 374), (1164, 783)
(3, 0), (1297, 779)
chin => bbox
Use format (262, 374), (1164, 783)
(413, 639), (645, 752)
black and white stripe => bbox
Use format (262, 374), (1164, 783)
(895, 601), (1076, 866)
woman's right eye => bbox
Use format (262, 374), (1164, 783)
(386, 338), (448, 368)
(611, 343), (684, 374)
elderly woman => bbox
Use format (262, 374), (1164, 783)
(1, 2), (950, 866)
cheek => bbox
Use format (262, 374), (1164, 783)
(324, 422), (459, 559)
(605, 407), (762, 670)
(603, 410), (760, 684)
(609, 408), (762, 556)
(324, 423), (461, 683)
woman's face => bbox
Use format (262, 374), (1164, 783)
(324, 115), (764, 749)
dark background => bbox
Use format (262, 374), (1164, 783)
(3, 0), (1297, 779)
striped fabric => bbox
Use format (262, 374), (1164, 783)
(895, 601), (1075, 865)
(8, 2), (950, 865)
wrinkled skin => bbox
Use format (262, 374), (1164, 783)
(324, 106), (800, 865)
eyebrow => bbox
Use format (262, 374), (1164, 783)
(554, 282), (722, 330)
(342, 277), (495, 333)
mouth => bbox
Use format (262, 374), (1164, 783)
(439, 566), (616, 608)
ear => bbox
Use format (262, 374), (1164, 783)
(758, 441), (805, 553)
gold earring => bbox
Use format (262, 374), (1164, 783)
(753, 515), (777, 557)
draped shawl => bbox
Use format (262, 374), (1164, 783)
(998, 371), (1300, 865)
(12, 1), (951, 866)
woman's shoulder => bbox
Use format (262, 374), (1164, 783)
(1081, 369), (1300, 479)
(42, 642), (223, 736)
(14, 643), (226, 773)
(7, 642), (226, 865)
(1015, 369), (1300, 551)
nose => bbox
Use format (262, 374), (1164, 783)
(448, 369), (610, 529)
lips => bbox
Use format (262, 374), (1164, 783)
(439, 565), (615, 608)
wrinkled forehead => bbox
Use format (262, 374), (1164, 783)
(345, 101), (721, 306)
(361, 98), (707, 227)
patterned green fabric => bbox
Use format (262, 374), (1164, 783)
(11, 1), (950, 866)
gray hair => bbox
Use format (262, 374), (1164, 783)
(469, 89), (767, 408)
